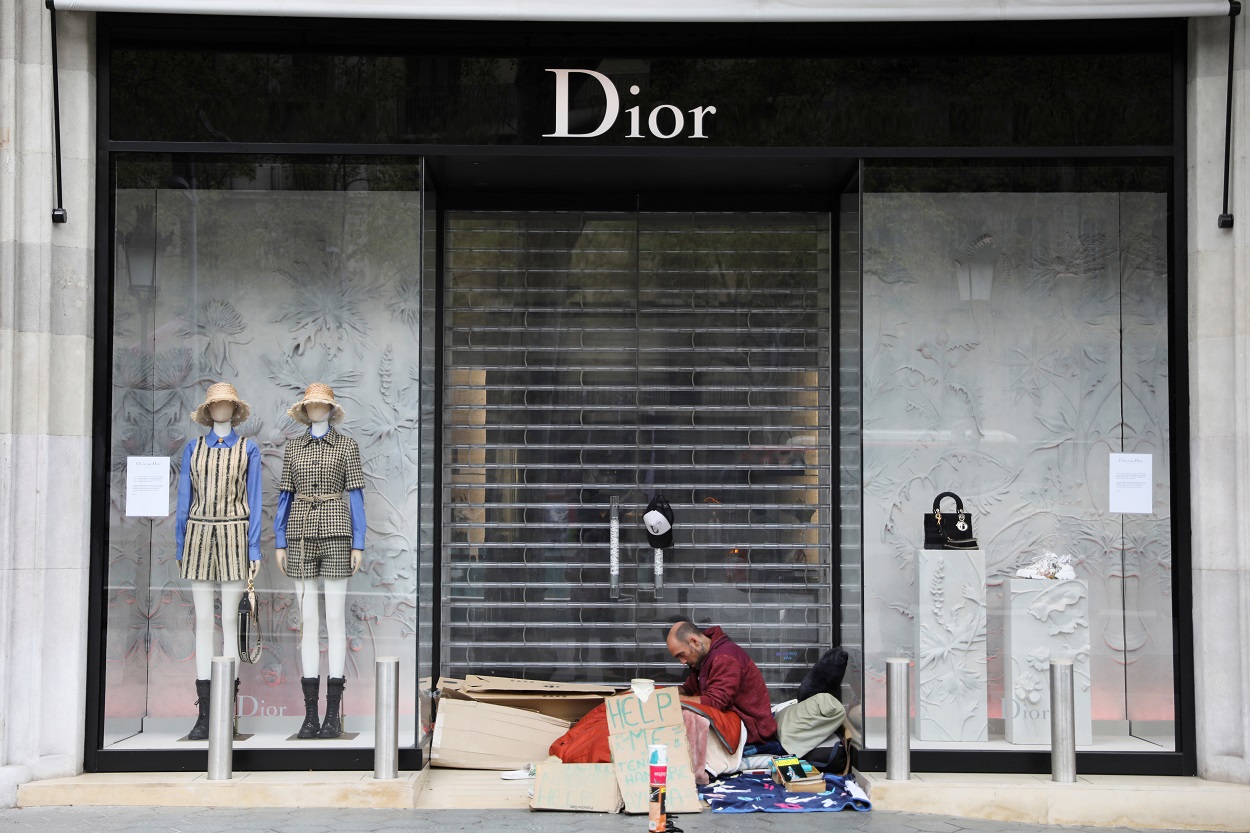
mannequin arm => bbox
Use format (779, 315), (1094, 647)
(351, 548), (363, 573)
(245, 439), (264, 561)
(348, 489), (365, 550)
(275, 548), (286, 570)
(173, 439), (195, 559)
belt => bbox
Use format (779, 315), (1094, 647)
(188, 516), (248, 523)
(296, 492), (343, 503)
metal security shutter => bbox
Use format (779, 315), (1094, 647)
(442, 210), (834, 692)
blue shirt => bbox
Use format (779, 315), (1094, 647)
(174, 431), (264, 562)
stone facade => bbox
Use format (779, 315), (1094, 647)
(0, 2), (96, 807)
(0, 4), (1246, 808)
(1188, 14), (1250, 787)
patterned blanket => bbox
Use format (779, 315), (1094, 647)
(697, 772), (872, 813)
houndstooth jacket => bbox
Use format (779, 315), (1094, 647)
(277, 427), (366, 545)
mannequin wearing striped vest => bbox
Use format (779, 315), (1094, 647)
(174, 383), (263, 741)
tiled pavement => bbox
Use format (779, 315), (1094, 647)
(0, 805), (1232, 833)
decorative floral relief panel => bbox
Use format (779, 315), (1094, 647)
(860, 189), (1172, 743)
(107, 185), (425, 742)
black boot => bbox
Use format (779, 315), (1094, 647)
(318, 676), (345, 738)
(187, 679), (211, 740)
(298, 677), (321, 739)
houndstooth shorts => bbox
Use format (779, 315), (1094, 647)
(283, 536), (354, 579)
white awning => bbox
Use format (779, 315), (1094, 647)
(50, 0), (1234, 23)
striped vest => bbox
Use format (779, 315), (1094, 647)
(189, 436), (251, 522)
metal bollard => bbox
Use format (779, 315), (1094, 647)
(1050, 659), (1077, 783)
(374, 657), (400, 780)
(207, 656), (237, 781)
(885, 657), (911, 781)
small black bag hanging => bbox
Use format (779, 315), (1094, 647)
(237, 576), (262, 664)
(922, 492), (979, 550)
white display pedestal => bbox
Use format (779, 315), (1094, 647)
(915, 548), (988, 741)
(1003, 577), (1092, 745)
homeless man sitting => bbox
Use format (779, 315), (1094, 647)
(667, 621), (848, 760)
(547, 620), (850, 783)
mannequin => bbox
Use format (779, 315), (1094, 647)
(175, 382), (262, 741)
(274, 382), (365, 739)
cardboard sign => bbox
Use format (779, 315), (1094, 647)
(531, 763), (623, 813)
(603, 688), (701, 814)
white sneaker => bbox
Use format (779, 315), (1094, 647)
(501, 764), (536, 780)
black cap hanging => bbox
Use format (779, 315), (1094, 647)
(643, 494), (674, 549)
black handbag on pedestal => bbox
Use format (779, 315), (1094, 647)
(923, 492), (979, 550)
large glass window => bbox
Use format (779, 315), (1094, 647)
(104, 155), (432, 753)
(859, 161), (1175, 752)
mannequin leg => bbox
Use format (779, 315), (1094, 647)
(323, 577), (349, 679)
(191, 582), (217, 679)
(318, 577), (350, 738)
(219, 580), (245, 663)
(297, 576), (322, 677)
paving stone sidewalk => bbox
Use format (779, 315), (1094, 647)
(0, 806), (1230, 833)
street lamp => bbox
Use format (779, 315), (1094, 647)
(121, 201), (165, 302)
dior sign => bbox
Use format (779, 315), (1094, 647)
(543, 69), (717, 140)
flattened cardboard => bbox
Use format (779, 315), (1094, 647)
(438, 676), (608, 723)
(464, 674), (615, 695)
(431, 698), (570, 770)
(530, 763), (623, 813)
(603, 688), (701, 814)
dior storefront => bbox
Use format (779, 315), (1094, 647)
(33, 2), (1223, 779)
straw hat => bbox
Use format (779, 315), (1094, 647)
(288, 382), (346, 425)
(191, 382), (251, 427)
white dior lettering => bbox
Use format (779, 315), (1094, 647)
(544, 71), (716, 140)
(236, 695), (289, 718)
(1009, 700), (1049, 721)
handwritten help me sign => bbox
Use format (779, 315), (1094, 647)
(604, 688), (701, 814)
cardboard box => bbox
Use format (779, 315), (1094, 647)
(530, 763), (623, 813)
(438, 675), (612, 723)
(603, 689), (701, 814)
(430, 698), (570, 770)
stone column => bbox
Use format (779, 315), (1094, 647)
(1188, 14), (1250, 786)
(0, 1), (96, 807)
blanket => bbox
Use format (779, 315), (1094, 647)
(548, 693), (742, 771)
(697, 772), (872, 813)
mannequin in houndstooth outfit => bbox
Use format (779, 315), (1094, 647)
(274, 383), (366, 739)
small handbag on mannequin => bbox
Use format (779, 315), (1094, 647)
(922, 491), (979, 550)
(237, 576), (262, 664)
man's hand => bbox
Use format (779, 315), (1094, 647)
(679, 694), (703, 704)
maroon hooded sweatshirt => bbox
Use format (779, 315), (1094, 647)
(679, 625), (777, 743)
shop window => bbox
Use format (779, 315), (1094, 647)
(860, 160), (1175, 752)
(104, 155), (433, 753)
